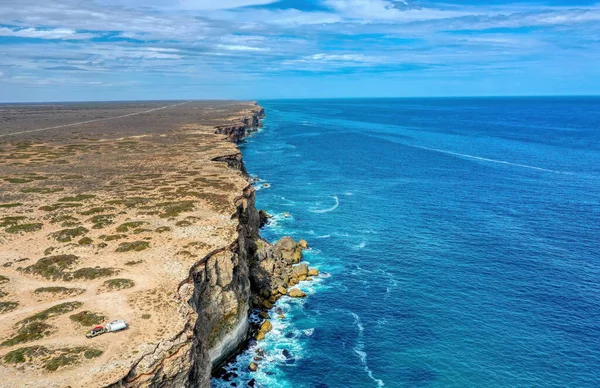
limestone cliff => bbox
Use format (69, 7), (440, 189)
(105, 104), (311, 388)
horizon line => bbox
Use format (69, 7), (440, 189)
(1, 94), (600, 104)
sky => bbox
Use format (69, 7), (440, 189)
(1, 0), (599, 101)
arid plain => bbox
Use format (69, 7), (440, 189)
(0, 101), (262, 387)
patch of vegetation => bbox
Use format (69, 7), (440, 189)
(44, 247), (55, 256)
(99, 234), (126, 241)
(4, 175), (48, 184)
(72, 267), (118, 280)
(0, 217), (26, 228)
(21, 187), (64, 194)
(0, 203), (22, 208)
(34, 287), (84, 296)
(116, 221), (147, 233)
(155, 226), (171, 233)
(5, 223), (43, 234)
(50, 226), (88, 242)
(20, 302), (83, 324)
(39, 203), (83, 211)
(142, 314), (151, 319)
(50, 215), (80, 227)
(89, 214), (115, 229)
(105, 197), (151, 208)
(58, 194), (96, 202)
(21, 254), (79, 279)
(0, 275), (9, 284)
(1, 322), (54, 347)
(69, 311), (105, 326)
(156, 201), (196, 218)
(124, 260), (143, 266)
(78, 237), (93, 245)
(176, 220), (193, 227)
(115, 241), (149, 252)
(3, 346), (50, 364)
(0, 301), (19, 314)
(2, 345), (102, 370)
(84, 348), (103, 359)
(80, 206), (116, 215)
(103, 278), (135, 290)
(133, 228), (152, 234)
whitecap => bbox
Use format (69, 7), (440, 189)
(303, 328), (315, 336)
(352, 242), (366, 250)
(309, 196), (339, 214)
(316, 234), (331, 239)
(352, 312), (385, 387)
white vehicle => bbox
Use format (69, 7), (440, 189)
(105, 320), (128, 333)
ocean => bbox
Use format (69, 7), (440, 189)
(212, 97), (600, 388)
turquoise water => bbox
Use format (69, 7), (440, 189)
(212, 98), (600, 388)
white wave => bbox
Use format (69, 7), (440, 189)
(303, 328), (315, 336)
(352, 242), (366, 250)
(344, 192), (353, 196)
(412, 144), (572, 174)
(352, 312), (385, 387)
(309, 196), (339, 214)
(316, 234), (331, 239)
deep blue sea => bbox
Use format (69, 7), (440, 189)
(212, 97), (600, 388)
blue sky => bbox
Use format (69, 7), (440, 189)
(1, 0), (599, 101)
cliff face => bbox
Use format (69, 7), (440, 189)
(106, 105), (269, 388)
(186, 184), (260, 386)
(214, 104), (265, 143)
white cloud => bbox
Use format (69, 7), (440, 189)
(216, 44), (269, 51)
(0, 27), (96, 40)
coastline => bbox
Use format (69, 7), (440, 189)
(0, 101), (318, 387)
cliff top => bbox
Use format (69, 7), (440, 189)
(0, 101), (262, 387)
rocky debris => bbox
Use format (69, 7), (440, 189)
(258, 311), (270, 320)
(249, 236), (310, 310)
(256, 320), (272, 341)
(298, 239), (309, 249)
(308, 268), (319, 277)
(248, 362), (258, 372)
(291, 263), (308, 278)
(287, 289), (306, 298)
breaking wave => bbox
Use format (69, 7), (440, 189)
(310, 196), (340, 213)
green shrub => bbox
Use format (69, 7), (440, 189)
(72, 267), (117, 280)
(5, 223), (43, 234)
(115, 241), (149, 252)
(69, 311), (105, 326)
(21, 255), (79, 279)
(103, 278), (135, 290)
(1, 322), (54, 346)
(20, 302), (83, 324)
(115, 221), (147, 233)
(50, 227), (88, 242)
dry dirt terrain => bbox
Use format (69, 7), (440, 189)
(0, 101), (260, 387)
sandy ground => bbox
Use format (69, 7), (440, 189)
(0, 101), (258, 387)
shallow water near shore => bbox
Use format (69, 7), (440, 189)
(212, 97), (600, 388)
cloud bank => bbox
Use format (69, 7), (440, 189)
(1, 0), (599, 100)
